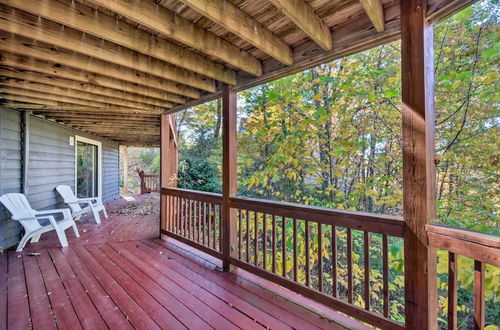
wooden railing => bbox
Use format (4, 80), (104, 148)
(162, 187), (406, 329)
(162, 187), (223, 258)
(427, 224), (500, 329)
(137, 170), (160, 194)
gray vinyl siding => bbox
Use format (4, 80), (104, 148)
(0, 109), (120, 250)
(0, 110), (22, 249)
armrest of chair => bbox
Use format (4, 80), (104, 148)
(34, 208), (72, 220)
(78, 197), (101, 202)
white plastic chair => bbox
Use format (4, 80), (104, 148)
(55, 185), (108, 224)
(0, 193), (80, 252)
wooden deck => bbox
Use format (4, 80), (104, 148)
(0, 195), (368, 330)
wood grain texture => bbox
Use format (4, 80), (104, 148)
(1, 0), (235, 84)
(401, 0), (437, 328)
(268, 0), (332, 50)
(359, 0), (385, 32)
(85, 0), (262, 76)
(178, 0), (292, 65)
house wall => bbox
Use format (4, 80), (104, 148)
(0, 109), (120, 250)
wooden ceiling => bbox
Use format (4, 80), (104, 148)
(0, 0), (472, 146)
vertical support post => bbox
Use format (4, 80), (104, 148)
(222, 86), (237, 271)
(21, 111), (31, 195)
(160, 112), (171, 237)
(401, 0), (437, 329)
(121, 146), (128, 195)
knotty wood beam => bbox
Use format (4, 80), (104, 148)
(1, 80), (170, 111)
(0, 6), (216, 92)
(0, 69), (176, 108)
(1, 0), (235, 84)
(267, 0), (332, 50)
(177, 0), (293, 65)
(401, 0), (436, 328)
(359, 0), (385, 32)
(222, 86), (237, 271)
(0, 50), (189, 102)
(1, 87), (162, 113)
(4, 101), (161, 114)
(85, 0), (262, 77)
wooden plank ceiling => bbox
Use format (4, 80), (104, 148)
(0, 0), (471, 146)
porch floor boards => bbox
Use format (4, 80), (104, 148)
(0, 194), (364, 330)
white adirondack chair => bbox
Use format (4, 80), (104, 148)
(0, 193), (80, 252)
(55, 185), (108, 224)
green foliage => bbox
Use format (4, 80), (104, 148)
(176, 1), (499, 327)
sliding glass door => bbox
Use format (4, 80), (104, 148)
(76, 140), (99, 198)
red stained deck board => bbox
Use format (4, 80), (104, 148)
(161, 239), (345, 330)
(109, 242), (250, 329)
(97, 243), (211, 329)
(22, 253), (57, 330)
(137, 240), (301, 330)
(35, 251), (83, 330)
(81, 244), (184, 329)
(47, 248), (108, 330)
(71, 245), (161, 330)
(59, 247), (134, 330)
(7, 254), (32, 330)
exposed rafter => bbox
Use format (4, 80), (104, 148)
(0, 0), (225, 89)
(267, 0), (332, 50)
(1, 86), (163, 114)
(85, 0), (262, 77)
(1, 80), (170, 111)
(359, 0), (385, 32)
(4, 102), (160, 114)
(0, 69), (178, 108)
(176, 0), (293, 65)
(0, 50), (191, 101)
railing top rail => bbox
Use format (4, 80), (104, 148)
(162, 187), (222, 204)
(230, 196), (405, 237)
(426, 223), (500, 267)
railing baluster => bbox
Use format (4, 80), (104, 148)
(263, 213), (267, 270)
(218, 204), (223, 252)
(347, 228), (353, 304)
(213, 204), (217, 250)
(246, 209), (250, 263)
(448, 252), (457, 330)
(208, 203), (212, 248)
(254, 211), (258, 266)
(318, 223), (323, 292)
(473, 260), (485, 330)
(272, 215), (277, 274)
(364, 231), (370, 311)
(202, 202), (206, 246)
(198, 201), (202, 243)
(293, 218), (298, 282)
(282, 217), (286, 278)
(238, 209), (242, 260)
(332, 226), (337, 297)
(305, 220), (310, 287)
(383, 234), (389, 318)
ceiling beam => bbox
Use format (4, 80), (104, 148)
(1, 0), (235, 84)
(2, 101), (163, 114)
(85, 0), (262, 77)
(176, 0), (293, 65)
(358, 0), (385, 32)
(267, 0), (332, 50)
(0, 69), (177, 108)
(1, 87), (163, 114)
(0, 50), (189, 102)
(1, 80), (170, 111)
(0, 8), (214, 93)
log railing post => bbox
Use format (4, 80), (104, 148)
(222, 86), (237, 271)
(401, 0), (437, 328)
